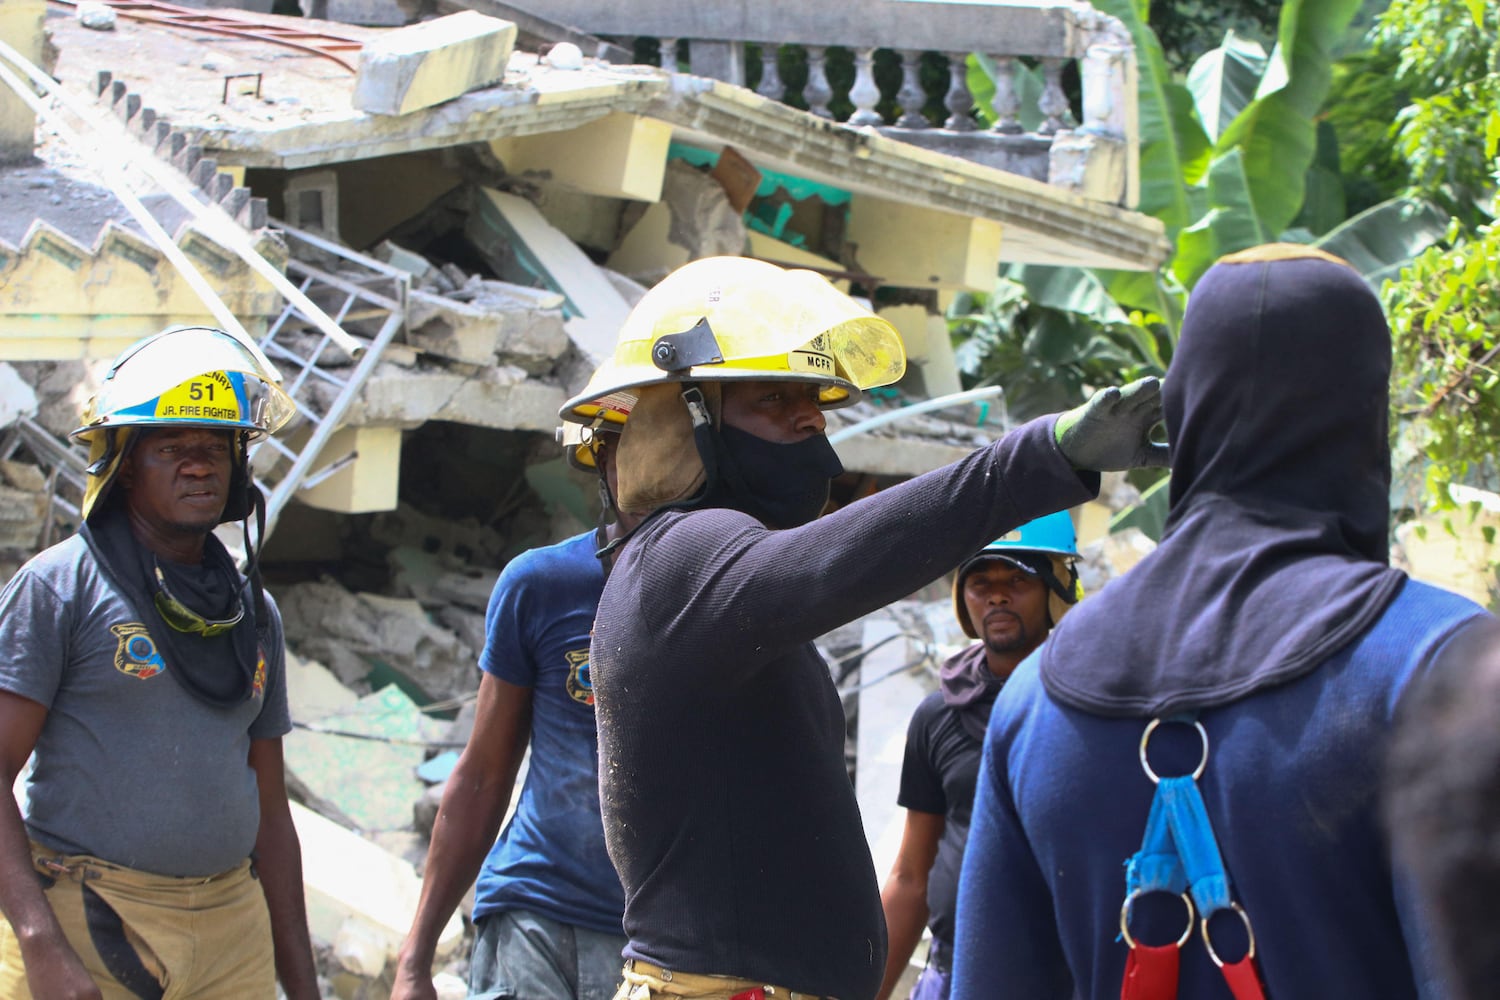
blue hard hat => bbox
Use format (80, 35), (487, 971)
(970, 509), (1078, 561)
(953, 510), (1082, 637)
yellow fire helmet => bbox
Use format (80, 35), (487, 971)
(559, 256), (907, 428)
(72, 326), (297, 522)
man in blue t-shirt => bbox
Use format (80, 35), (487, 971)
(393, 432), (638, 1000)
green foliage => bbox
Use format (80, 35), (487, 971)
(1187, 31), (1269, 144)
(1386, 216), (1500, 508)
(1373, 0), (1500, 517)
(947, 269), (1169, 421)
(1322, 47), (1415, 217)
(1373, 0), (1500, 222)
(1148, 0), (1280, 72)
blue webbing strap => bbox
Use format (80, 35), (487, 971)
(1124, 718), (1233, 919)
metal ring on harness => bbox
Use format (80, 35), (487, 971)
(1199, 900), (1256, 967)
(1138, 718), (1209, 784)
(1119, 889), (1194, 950)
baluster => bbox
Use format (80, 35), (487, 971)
(757, 44), (785, 101)
(1038, 57), (1070, 134)
(805, 46), (834, 119)
(896, 49), (928, 128)
(990, 55), (1023, 134)
(659, 37), (679, 71)
(943, 52), (977, 132)
(848, 48), (883, 126)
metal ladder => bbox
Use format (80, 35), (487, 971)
(0, 417), (89, 551)
(250, 223), (409, 539)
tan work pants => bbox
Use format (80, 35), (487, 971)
(613, 958), (828, 1000)
(0, 842), (274, 1000)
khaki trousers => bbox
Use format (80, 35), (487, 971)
(0, 842), (274, 1000)
(612, 958), (828, 1000)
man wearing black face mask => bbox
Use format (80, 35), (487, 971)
(558, 257), (1168, 1000)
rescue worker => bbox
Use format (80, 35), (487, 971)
(949, 245), (1494, 999)
(556, 256), (1168, 1000)
(878, 511), (1081, 1000)
(393, 428), (640, 1000)
(0, 326), (317, 999)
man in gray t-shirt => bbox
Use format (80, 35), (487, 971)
(0, 327), (318, 1000)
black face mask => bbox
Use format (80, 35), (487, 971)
(712, 423), (845, 528)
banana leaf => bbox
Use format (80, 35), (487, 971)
(1313, 197), (1451, 286)
(1187, 31), (1269, 144)
(1214, 0), (1365, 237)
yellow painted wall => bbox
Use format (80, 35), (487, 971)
(332, 152), (463, 251)
(490, 113), (671, 202)
(0, 0), (44, 162)
(0, 223), (279, 361)
(746, 231), (850, 292)
(847, 196), (1002, 291)
(295, 425), (403, 514)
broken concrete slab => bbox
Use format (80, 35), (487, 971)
(291, 801), (464, 980)
(284, 683), (438, 833)
(435, 606), (487, 661)
(405, 287), (547, 368)
(279, 580), (477, 704)
(0, 459), (45, 492)
(287, 648), (362, 724)
(353, 11), (517, 117)
(467, 188), (630, 365)
(387, 544), (496, 611)
(371, 239), (432, 280)
(0, 485), (46, 550)
(607, 160), (748, 285)
(349, 363), (565, 435)
(0, 365), (38, 428)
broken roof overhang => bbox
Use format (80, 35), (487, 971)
(59, 12), (1168, 273)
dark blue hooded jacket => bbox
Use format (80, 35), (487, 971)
(952, 246), (1492, 1000)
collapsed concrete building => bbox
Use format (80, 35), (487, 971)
(0, 0), (1186, 992)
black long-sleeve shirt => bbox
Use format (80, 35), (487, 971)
(591, 416), (1096, 999)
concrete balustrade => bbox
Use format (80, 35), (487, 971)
(507, 0), (1138, 207)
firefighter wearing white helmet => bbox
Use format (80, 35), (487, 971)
(72, 324), (296, 525)
(0, 326), (317, 999)
(567, 256), (1166, 1000)
(879, 510), (1081, 1000)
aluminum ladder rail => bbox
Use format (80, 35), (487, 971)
(0, 417), (90, 548)
(251, 224), (409, 539)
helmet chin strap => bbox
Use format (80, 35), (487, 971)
(681, 384), (722, 494)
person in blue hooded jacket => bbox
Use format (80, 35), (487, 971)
(950, 244), (1493, 1000)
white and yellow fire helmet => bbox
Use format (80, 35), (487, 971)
(559, 256), (907, 429)
(71, 326), (297, 522)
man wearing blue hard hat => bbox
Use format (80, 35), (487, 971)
(877, 510), (1081, 1000)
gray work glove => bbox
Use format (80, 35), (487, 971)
(1053, 376), (1170, 470)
